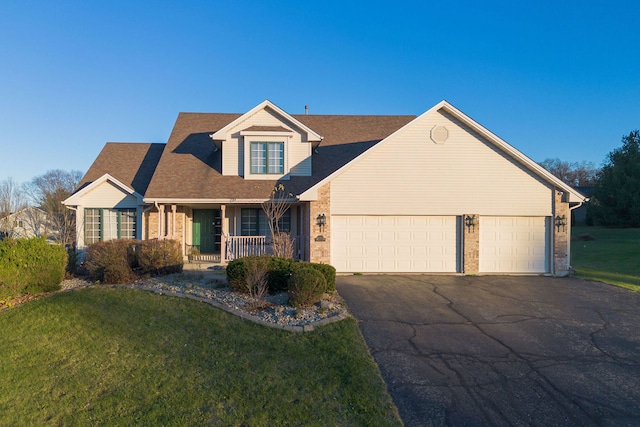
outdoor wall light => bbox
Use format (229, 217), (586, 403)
(465, 215), (477, 233)
(316, 213), (326, 232)
(554, 215), (567, 232)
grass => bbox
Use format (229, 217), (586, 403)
(571, 226), (640, 291)
(0, 287), (401, 426)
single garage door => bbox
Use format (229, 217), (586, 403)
(331, 216), (459, 273)
(479, 216), (549, 273)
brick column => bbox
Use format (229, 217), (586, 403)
(309, 183), (331, 264)
(146, 210), (159, 239)
(463, 214), (480, 274)
(553, 190), (570, 277)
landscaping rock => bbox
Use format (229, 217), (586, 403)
(54, 273), (348, 331)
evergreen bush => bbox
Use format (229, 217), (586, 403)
(226, 257), (248, 292)
(0, 237), (66, 299)
(288, 266), (327, 308)
(301, 262), (336, 293)
(266, 256), (296, 292)
(226, 256), (296, 293)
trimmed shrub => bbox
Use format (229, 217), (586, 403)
(227, 256), (296, 294)
(288, 266), (327, 308)
(266, 256), (296, 292)
(84, 239), (137, 284)
(226, 257), (249, 292)
(137, 239), (183, 275)
(85, 239), (184, 284)
(0, 237), (66, 299)
(303, 262), (336, 293)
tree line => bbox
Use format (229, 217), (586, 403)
(540, 130), (640, 227)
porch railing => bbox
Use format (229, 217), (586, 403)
(225, 235), (306, 262)
(225, 236), (267, 261)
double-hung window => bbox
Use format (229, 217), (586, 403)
(250, 142), (284, 174)
(241, 208), (290, 236)
(85, 208), (136, 244)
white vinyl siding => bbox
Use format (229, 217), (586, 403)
(330, 109), (553, 216)
(78, 181), (138, 208)
(479, 216), (549, 273)
(332, 215), (459, 273)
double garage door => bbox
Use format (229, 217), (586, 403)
(331, 215), (549, 274)
(332, 216), (459, 273)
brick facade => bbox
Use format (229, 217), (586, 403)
(144, 206), (186, 255)
(463, 214), (479, 274)
(145, 210), (159, 240)
(553, 189), (570, 277)
(308, 183), (331, 264)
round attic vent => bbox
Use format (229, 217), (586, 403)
(430, 125), (449, 144)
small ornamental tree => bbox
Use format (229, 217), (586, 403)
(262, 184), (295, 258)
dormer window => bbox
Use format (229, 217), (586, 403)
(250, 142), (284, 174)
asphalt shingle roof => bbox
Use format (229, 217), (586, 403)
(76, 143), (164, 195)
(79, 112), (416, 200)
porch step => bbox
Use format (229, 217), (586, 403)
(188, 254), (221, 263)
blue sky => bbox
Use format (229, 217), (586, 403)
(1, 1), (638, 184)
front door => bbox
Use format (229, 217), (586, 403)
(192, 209), (221, 253)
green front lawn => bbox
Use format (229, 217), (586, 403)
(571, 226), (640, 291)
(0, 287), (401, 426)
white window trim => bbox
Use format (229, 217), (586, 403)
(243, 135), (290, 180)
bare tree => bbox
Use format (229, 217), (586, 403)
(0, 178), (27, 239)
(539, 158), (598, 187)
(262, 184), (295, 258)
(27, 169), (83, 246)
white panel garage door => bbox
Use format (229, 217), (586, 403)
(480, 217), (549, 273)
(331, 216), (459, 273)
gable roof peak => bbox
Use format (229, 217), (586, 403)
(209, 100), (323, 142)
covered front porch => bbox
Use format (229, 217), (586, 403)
(146, 202), (310, 264)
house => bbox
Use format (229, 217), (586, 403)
(63, 100), (586, 276)
(0, 206), (55, 240)
(572, 186), (593, 225)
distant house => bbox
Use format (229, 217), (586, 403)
(64, 100), (587, 276)
(572, 186), (593, 225)
(0, 206), (55, 240)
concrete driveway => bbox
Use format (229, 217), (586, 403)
(337, 275), (640, 426)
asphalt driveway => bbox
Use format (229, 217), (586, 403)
(337, 275), (640, 426)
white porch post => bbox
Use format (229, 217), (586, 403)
(158, 204), (165, 239)
(171, 204), (177, 239)
(220, 204), (227, 264)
